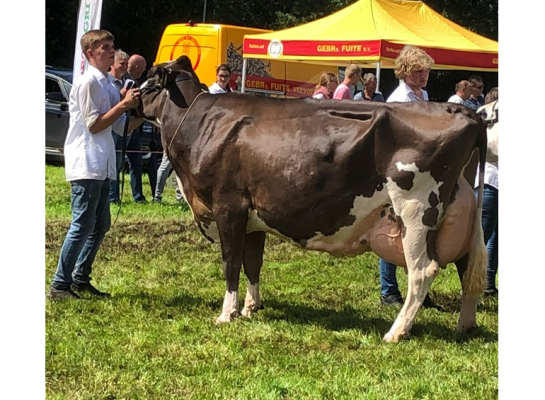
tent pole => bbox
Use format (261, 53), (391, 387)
(375, 62), (381, 92)
(241, 58), (248, 94)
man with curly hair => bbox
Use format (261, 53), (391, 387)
(379, 45), (442, 310)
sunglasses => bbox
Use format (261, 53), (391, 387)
(218, 74), (230, 78)
(473, 85), (484, 89)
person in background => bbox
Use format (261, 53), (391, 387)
(312, 72), (338, 99)
(209, 64), (232, 94)
(447, 80), (471, 104)
(381, 45), (442, 310)
(108, 49), (130, 204)
(124, 54), (149, 203)
(477, 87), (499, 296)
(333, 64), (362, 100)
(152, 150), (184, 204)
(354, 73), (385, 102)
(463, 75), (485, 110)
(48, 29), (142, 300)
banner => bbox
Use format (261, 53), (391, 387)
(72, 0), (103, 83)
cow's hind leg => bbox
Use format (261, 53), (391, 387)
(214, 205), (249, 324)
(241, 231), (266, 318)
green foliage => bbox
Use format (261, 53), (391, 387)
(46, 165), (498, 399)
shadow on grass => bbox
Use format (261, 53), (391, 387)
(121, 291), (498, 343)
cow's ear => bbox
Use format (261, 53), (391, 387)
(175, 55), (195, 73)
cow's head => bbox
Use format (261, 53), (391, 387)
(138, 55), (208, 125)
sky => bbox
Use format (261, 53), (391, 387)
(1, 1), (541, 398)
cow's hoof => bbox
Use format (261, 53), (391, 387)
(382, 331), (410, 342)
(215, 312), (239, 324)
(456, 323), (478, 334)
(241, 304), (262, 318)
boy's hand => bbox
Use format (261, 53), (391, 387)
(124, 88), (141, 109)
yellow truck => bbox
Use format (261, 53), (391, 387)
(155, 22), (336, 98)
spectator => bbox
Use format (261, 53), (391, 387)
(209, 64), (232, 94)
(312, 72), (338, 99)
(48, 29), (142, 300)
(152, 150), (184, 204)
(354, 73), (385, 102)
(381, 45), (442, 310)
(108, 49), (130, 204)
(447, 80), (471, 104)
(333, 64), (362, 99)
(124, 54), (148, 203)
(477, 87), (499, 296)
(463, 75), (485, 110)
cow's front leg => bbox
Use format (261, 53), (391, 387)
(382, 194), (439, 342)
(383, 259), (439, 342)
(241, 232), (266, 318)
(214, 204), (249, 324)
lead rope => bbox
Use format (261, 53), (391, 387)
(167, 90), (206, 152)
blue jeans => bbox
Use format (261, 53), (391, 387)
(51, 179), (111, 290)
(108, 131), (131, 202)
(476, 185), (499, 290)
(380, 258), (400, 296)
(126, 127), (145, 202)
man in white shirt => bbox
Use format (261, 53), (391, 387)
(380, 45), (442, 311)
(49, 30), (142, 300)
(447, 80), (470, 104)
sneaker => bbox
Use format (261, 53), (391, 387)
(151, 197), (162, 204)
(49, 287), (82, 300)
(71, 282), (111, 297)
(381, 293), (404, 306)
(422, 294), (444, 311)
(483, 288), (498, 296)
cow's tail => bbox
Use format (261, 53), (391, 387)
(463, 128), (488, 295)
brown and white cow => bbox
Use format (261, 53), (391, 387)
(139, 56), (488, 342)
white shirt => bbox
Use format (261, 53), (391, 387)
(63, 65), (126, 182)
(386, 81), (428, 103)
(447, 94), (465, 104)
(208, 82), (228, 94)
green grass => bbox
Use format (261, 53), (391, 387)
(45, 164), (498, 400)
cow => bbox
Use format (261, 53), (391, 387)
(138, 56), (488, 342)
(477, 100), (499, 163)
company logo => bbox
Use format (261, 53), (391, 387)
(171, 35), (202, 70)
(268, 40), (283, 58)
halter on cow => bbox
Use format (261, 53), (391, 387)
(140, 56), (488, 342)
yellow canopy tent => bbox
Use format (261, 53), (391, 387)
(240, 0), (498, 92)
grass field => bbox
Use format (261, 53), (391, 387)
(45, 164), (498, 400)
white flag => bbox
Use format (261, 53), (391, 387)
(72, 0), (103, 83)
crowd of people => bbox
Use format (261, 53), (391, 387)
(48, 29), (498, 307)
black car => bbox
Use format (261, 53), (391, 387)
(46, 66), (73, 163)
(45, 67), (160, 166)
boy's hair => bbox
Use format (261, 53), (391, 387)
(80, 29), (115, 58)
(394, 45), (434, 80)
(216, 63), (232, 75)
(345, 64), (362, 79)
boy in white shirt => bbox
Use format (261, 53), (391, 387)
(49, 30), (142, 300)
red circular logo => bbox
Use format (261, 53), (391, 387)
(170, 35), (202, 70)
